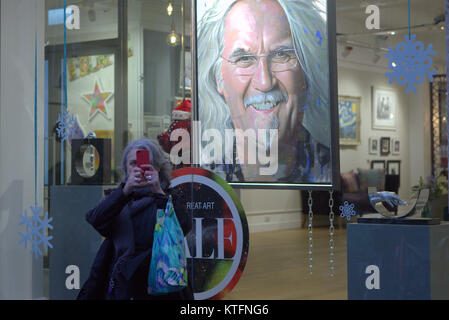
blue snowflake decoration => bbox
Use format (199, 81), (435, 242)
(339, 201), (356, 221)
(56, 110), (76, 142)
(19, 205), (53, 259)
(384, 34), (437, 94)
(316, 30), (323, 46)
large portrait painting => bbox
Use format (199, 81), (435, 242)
(338, 96), (361, 145)
(193, 0), (339, 189)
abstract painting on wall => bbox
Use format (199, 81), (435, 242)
(338, 96), (361, 145)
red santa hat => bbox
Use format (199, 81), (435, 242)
(172, 99), (191, 120)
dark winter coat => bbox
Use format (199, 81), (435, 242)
(76, 183), (193, 300)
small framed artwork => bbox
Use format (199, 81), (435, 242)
(387, 160), (401, 175)
(380, 137), (391, 156)
(338, 95), (361, 145)
(179, 50), (192, 92)
(391, 137), (400, 155)
(369, 137), (378, 155)
(372, 87), (397, 131)
(371, 160), (386, 170)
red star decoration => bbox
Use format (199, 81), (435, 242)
(82, 79), (113, 121)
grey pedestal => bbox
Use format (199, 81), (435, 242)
(347, 222), (449, 300)
(49, 185), (112, 300)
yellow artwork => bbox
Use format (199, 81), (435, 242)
(68, 55), (114, 82)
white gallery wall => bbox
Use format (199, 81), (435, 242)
(337, 65), (411, 199)
(337, 30), (444, 200)
(240, 189), (302, 233)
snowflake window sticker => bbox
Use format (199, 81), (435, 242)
(339, 201), (356, 221)
(56, 110), (76, 142)
(384, 34), (437, 94)
(19, 205), (53, 259)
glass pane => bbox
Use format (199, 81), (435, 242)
(43, 0), (120, 300)
(4, 0), (449, 302)
(196, 0), (332, 187)
(127, 0), (191, 142)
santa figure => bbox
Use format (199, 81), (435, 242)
(158, 99), (191, 167)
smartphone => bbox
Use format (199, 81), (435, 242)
(136, 149), (150, 171)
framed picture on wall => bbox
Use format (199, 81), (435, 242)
(371, 160), (386, 170)
(193, 0), (340, 189)
(338, 95), (361, 145)
(380, 137), (391, 156)
(179, 50), (192, 93)
(372, 87), (397, 131)
(369, 137), (378, 155)
(391, 137), (400, 155)
(387, 160), (401, 175)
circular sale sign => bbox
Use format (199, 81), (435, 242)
(170, 167), (249, 300)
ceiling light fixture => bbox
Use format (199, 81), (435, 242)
(167, 1), (174, 16)
(166, 23), (180, 47)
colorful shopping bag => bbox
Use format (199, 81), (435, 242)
(148, 195), (187, 295)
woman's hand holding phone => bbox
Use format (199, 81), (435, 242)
(141, 164), (165, 195)
(123, 149), (164, 196)
(123, 165), (164, 196)
(123, 167), (147, 196)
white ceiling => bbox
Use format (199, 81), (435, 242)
(335, 0), (446, 70)
(337, 0), (445, 31)
(336, 0), (446, 46)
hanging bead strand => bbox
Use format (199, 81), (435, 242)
(329, 190), (335, 277)
(307, 190), (314, 275)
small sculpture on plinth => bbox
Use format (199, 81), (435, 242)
(363, 187), (439, 225)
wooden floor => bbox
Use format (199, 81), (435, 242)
(224, 227), (348, 300)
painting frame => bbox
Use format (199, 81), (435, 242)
(371, 160), (386, 170)
(338, 95), (361, 146)
(179, 50), (192, 94)
(372, 87), (397, 131)
(391, 137), (400, 155)
(387, 160), (401, 176)
(368, 137), (378, 155)
(380, 137), (391, 156)
(192, 0), (340, 190)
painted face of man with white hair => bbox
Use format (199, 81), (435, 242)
(216, 0), (307, 147)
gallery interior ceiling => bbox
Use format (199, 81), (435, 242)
(336, 0), (446, 63)
(336, 0), (445, 38)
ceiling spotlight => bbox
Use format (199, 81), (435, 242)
(441, 25), (445, 31)
(167, 1), (174, 16)
(166, 23), (180, 47)
(167, 32), (180, 46)
(342, 46), (353, 58)
(389, 31), (396, 35)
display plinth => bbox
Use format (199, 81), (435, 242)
(347, 222), (449, 300)
(357, 217), (440, 225)
(49, 185), (109, 300)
